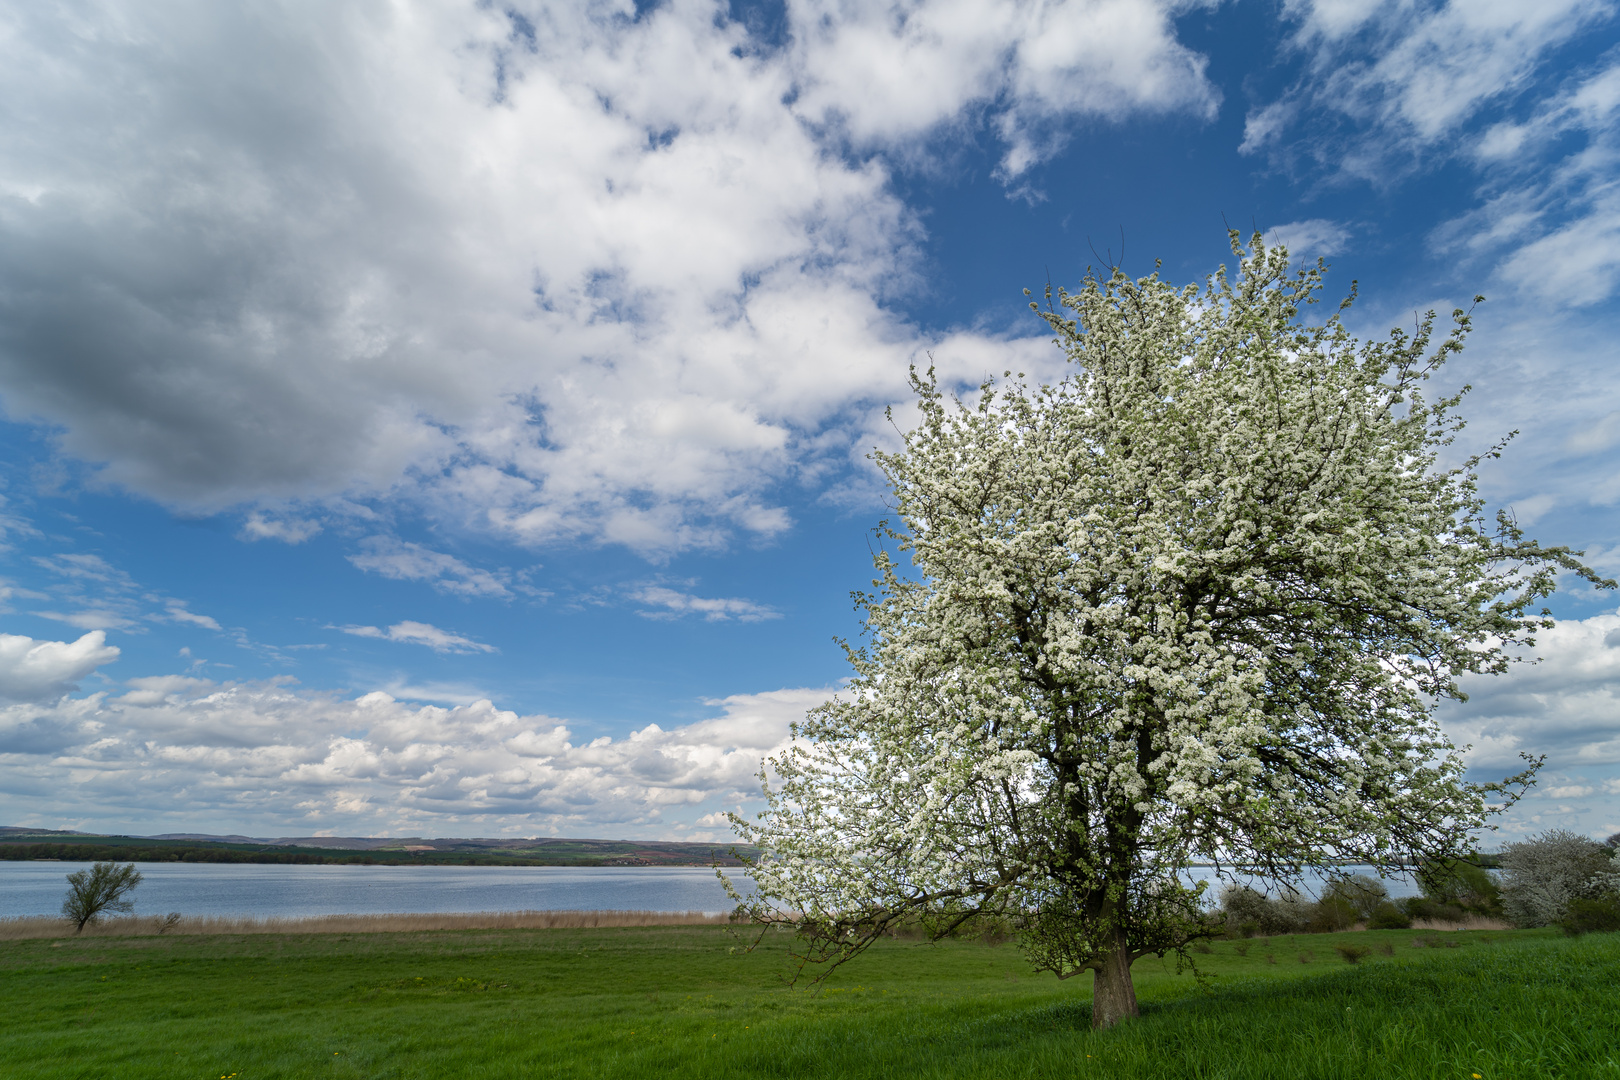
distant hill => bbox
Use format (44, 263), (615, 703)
(0, 828), (755, 867)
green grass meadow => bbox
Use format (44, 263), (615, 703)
(2, 924), (1615, 1079)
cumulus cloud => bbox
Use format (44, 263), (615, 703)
(119, 674), (212, 707)
(0, 630), (120, 703)
(630, 585), (781, 622)
(0, 677), (832, 837)
(337, 621), (497, 655)
(788, 0), (1218, 177)
(0, 0), (1214, 558)
(1439, 610), (1620, 770)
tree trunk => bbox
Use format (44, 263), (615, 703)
(1090, 928), (1138, 1030)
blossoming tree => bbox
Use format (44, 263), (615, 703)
(728, 234), (1609, 1029)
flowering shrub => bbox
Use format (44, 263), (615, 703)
(1500, 831), (1620, 928)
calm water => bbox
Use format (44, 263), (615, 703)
(1186, 865), (1420, 900)
(0, 862), (749, 919)
(0, 861), (1418, 920)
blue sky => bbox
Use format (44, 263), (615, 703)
(1, 0), (1618, 842)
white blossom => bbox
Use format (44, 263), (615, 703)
(726, 234), (1609, 1028)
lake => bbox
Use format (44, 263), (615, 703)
(0, 862), (748, 919)
(0, 861), (1420, 920)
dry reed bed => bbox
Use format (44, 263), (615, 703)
(0, 909), (738, 940)
(1407, 916), (1511, 932)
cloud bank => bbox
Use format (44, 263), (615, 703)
(3, 608), (1617, 839)
(0, 673), (828, 839)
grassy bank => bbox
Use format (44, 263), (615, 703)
(1, 924), (1613, 1078)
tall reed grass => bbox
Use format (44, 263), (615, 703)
(0, 908), (738, 940)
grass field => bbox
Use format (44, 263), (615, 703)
(1, 922), (1614, 1079)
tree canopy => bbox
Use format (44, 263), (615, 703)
(728, 234), (1610, 1029)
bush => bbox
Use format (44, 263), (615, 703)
(61, 861), (143, 932)
(1322, 874), (1388, 921)
(1306, 895), (1357, 933)
(1403, 896), (1467, 924)
(1367, 902), (1412, 930)
(1333, 944), (1370, 964)
(1499, 830), (1619, 927)
(1558, 896), (1620, 936)
(1217, 884), (1307, 937)
(1417, 858), (1501, 915)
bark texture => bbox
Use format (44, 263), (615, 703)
(1090, 930), (1138, 1030)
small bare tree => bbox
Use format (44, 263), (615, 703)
(62, 861), (143, 933)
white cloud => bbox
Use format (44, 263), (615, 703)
(1264, 218), (1352, 259)
(22, 548), (233, 636)
(161, 605), (222, 631)
(789, 0), (1219, 177)
(1279, 0), (1389, 42)
(0, 1), (1214, 557)
(1564, 411), (1620, 456)
(1544, 783), (1595, 797)
(1454, 57), (1620, 308)
(0, 677), (832, 837)
(1492, 189), (1620, 308)
(119, 674), (212, 707)
(1248, 0), (1614, 176)
(1439, 610), (1620, 770)
(630, 585), (781, 622)
(31, 554), (132, 587)
(239, 512), (322, 544)
(1415, 610), (1620, 840)
(337, 621), (497, 655)
(33, 608), (142, 632)
(347, 538), (512, 598)
(0, 630), (120, 703)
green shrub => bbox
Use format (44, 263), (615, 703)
(1402, 896), (1466, 924)
(1217, 885), (1307, 936)
(1367, 902), (1412, 930)
(1558, 896), (1620, 936)
(1333, 944), (1370, 964)
(1417, 858), (1501, 916)
(1306, 896), (1357, 933)
(1322, 874), (1388, 920)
